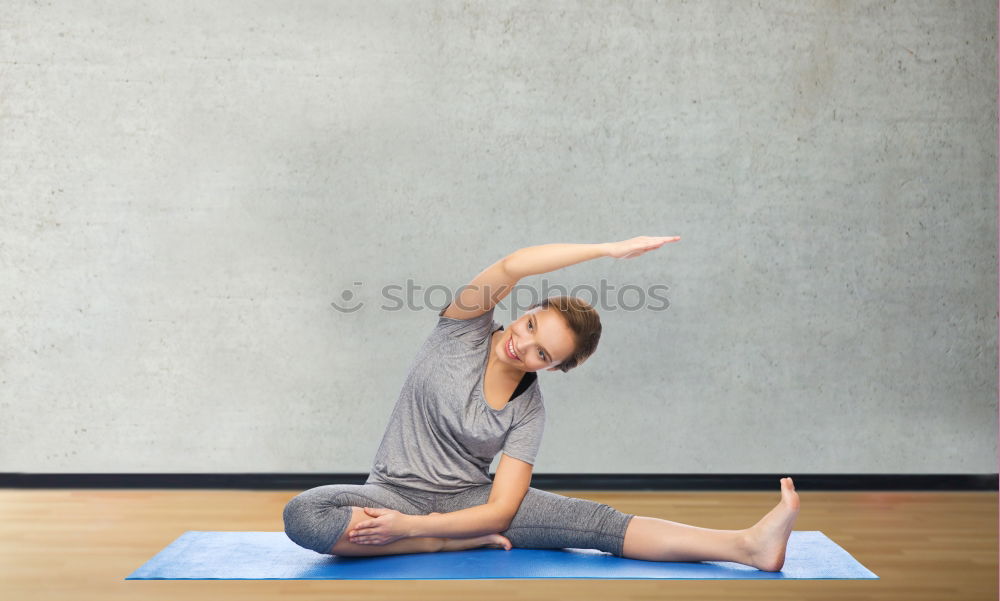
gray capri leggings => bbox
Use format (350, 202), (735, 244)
(283, 481), (636, 557)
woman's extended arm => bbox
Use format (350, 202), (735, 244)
(502, 243), (609, 279)
(503, 236), (681, 279)
(346, 504), (508, 544)
(443, 236), (680, 321)
(404, 453), (533, 539)
(406, 505), (508, 539)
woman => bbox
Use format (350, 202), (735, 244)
(283, 236), (800, 571)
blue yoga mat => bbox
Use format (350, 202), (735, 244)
(126, 530), (876, 580)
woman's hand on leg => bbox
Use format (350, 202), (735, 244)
(347, 507), (415, 545)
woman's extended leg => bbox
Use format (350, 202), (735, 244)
(439, 477), (800, 572)
(622, 477), (800, 571)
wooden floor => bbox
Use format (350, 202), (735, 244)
(1, 489), (995, 600)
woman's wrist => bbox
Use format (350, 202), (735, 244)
(405, 513), (424, 538)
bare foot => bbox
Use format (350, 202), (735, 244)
(440, 533), (512, 552)
(742, 477), (800, 572)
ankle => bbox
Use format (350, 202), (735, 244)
(440, 536), (483, 552)
(440, 535), (487, 552)
(737, 528), (756, 565)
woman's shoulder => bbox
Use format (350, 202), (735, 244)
(522, 376), (544, 405)
(433, 305), (499, 347)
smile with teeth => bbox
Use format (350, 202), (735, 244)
(505, 336), (520, 361)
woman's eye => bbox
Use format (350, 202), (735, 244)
(528, 320), (542, 358)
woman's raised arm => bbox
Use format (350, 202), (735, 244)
(505, 236), (681, 279)
(441, 236), (680, 321)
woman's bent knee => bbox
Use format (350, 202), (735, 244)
(282, 492), (353, 555)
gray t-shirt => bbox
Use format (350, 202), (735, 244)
(365, 307), (546, 494)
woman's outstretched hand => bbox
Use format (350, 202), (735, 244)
(347, 507), (414, 545)
(606, 236), (681, 259)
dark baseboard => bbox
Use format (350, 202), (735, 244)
(0, 473), (995, 491)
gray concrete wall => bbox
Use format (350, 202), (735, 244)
(1, 0), (995, 474)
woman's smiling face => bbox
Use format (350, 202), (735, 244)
(493, 307), (576, 372)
